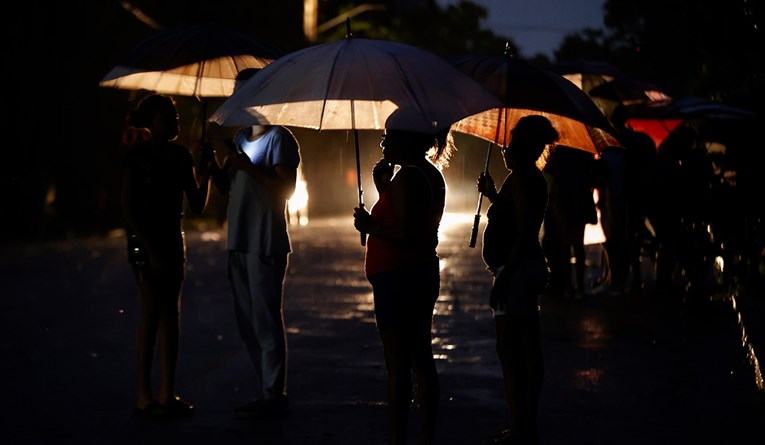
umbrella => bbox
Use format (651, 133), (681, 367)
(624, 98), (758, 146)
(588, 77), (671, 105)
(99, 24), (284, 141)
(449, 48), (619, 246)
(209, 19), (503, 245)
(549, 59), (670, 118)
(549, 59), (626, 95)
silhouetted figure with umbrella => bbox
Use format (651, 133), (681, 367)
(122, 94), (212, 418)
(477, 115), (558, 445)
(353, 111), (452, 445)
(208, 70), (301, 419)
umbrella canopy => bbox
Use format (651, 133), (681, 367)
(451, 52), (618, 154)
(624, 98), (758, 146)
(550, 59), (671, 122)
(588, 77), (671, 105)
(208, 35), (503, 133)
(99, 25), (284, 98)
(549, 60), (625, 93)
(209, 27), (502, 246)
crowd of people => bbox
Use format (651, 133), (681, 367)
(119, 82), (757, 444)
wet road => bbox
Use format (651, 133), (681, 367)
(1, 215), (763, 444)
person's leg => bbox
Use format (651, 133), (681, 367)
(570, 225), (587, 298)
(495, 314), (525, 441)
(248, 253), (288, 401)
(156, 275), (182, 405)
(379, 330), (413, 445)
(135, 272), (160, 409)
(408, 266), (440, 445)
(522, 312), (543, 445)
(228, 251), (265, 397)
(372, 269), (412, 445)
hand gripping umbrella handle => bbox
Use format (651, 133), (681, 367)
(353, 128), (366, 246)
(469, 213), (481, 248)
(469, 141), (494, 248)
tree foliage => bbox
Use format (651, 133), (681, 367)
(556, 0), (763, 113)
(318, 1), (514, 57)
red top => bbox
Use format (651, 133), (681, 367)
(364, 165), (443, 277)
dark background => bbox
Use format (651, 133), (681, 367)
(3, 0), (762, 243)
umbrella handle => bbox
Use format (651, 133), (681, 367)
(469, 213), (481, 248)
(469, 142), (494, 248)
(353, 128), (366, 246)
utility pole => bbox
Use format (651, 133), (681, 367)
(303, 1), (386, 43)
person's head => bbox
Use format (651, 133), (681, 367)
(504, 115), (559, 170)
(380, 127), (454, 169)
(128, 94), (179, 141)
(382, 108), (455, 169)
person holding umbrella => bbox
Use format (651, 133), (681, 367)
(476, 115), (558, 445)
(122, 93), (212, 418)
(208, 70), (301, 419)
(209, 121), (299, 419)
(352, 112), (453, 445)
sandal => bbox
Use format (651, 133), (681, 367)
(134, 401), (166, 419)
(162, 396), (194, 418)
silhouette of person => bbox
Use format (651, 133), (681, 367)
(477, 115), (557, 445)
(122, 93), (211, 418)
(592, 143), (628, 297)
(541, 145), (598, 299)
(610, 106), (658, 294)
(209, 120), (300, 418)
(353, 114), (452, 445)
(653, 125), (713, 299)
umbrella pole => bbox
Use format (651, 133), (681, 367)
(199, 98), (215, 167)
(353, 128), (366, 246)
(469, 141), (493, 248)
(200, 98), (208, 143)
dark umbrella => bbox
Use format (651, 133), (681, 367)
(99, 24), (284, 142)
(451, 46), (619, 246)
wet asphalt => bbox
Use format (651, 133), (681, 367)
(1, 215), (764, 445)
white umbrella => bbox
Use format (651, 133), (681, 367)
(99, 25), (283, 98)
(99, 25), (283, 142)
(209, 21), (503, 244)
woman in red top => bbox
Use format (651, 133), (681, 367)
(353, 125), (452, 445)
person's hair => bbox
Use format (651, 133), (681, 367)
(429, 127), (456, 170)
(510, 115), (559, 169)
(384, 127), (456, 170)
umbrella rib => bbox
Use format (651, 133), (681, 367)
(319, 41), (347, 130)
(194, 59), (205, 99)
(388, 49), (430, 129)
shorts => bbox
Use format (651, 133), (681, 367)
(368, 260), (440, 332)
(491, 259), (549, 317)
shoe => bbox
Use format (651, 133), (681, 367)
(236, 395), (289, 419)
(162, 396), (194, 418)
(134, 400), (166, 419)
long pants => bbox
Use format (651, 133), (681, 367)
(228, 251), (288, 399)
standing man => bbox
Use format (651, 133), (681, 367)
(211, 121), (300, 418)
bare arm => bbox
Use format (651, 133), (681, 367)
(184, 155), (211, 215)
